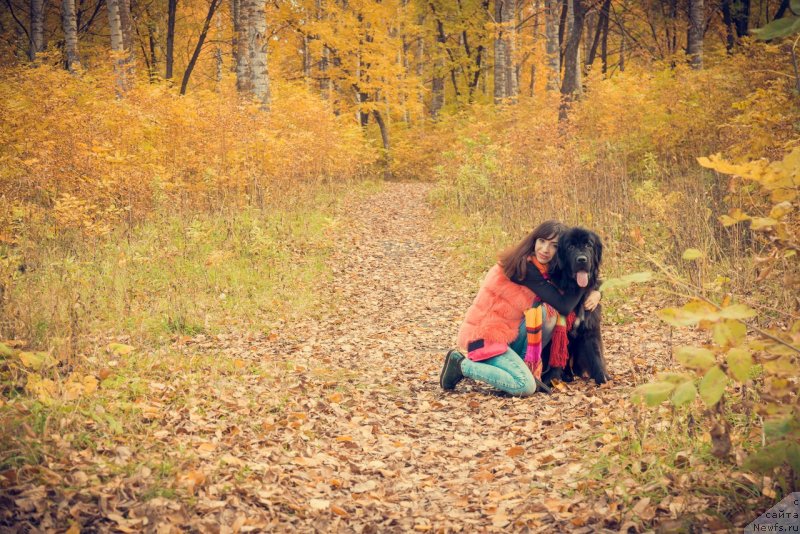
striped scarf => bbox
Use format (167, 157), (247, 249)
(523, 258), (576, 378)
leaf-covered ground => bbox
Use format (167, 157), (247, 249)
(2, 182), (759, 532)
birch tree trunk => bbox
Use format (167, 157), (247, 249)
(30, 0), (44, 61)
(119, 0), (134, 55)
(493, 0), (516, 104)
(687, 0), (704, 69)
(544, 0), (560, 91)
(62, 0), (81, 71)
(247, 0), (271, 109)
(529, 0), (540, 95)
(509, 0), (518, 99)
(494, 3), (506, 103)
(107, 0), (128, 94)
(108, 0), (126, 54)
(235, 0), (251, 93)
(415, 24), (426, 116)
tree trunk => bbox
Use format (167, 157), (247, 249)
(558, 0), (567, 62)
(62, 0), (81, 71)
(77, 0), (105, 34)
(166, 0), (177, 79)
(509, 0), (518, 99)
(232, 0), (239, 72)
(235, 0), (251, 93)
(373, 109), (391, 177)
(529, 0), (540, 95)
(303, 33), (311, 83)
(494, 0), (516, 104)
(670, 0), (678, 55)
(600, 0), (609, 73)
(431, 20), (445, 118)
(30, 0), (44, 60)
(559, 0), (584, 120)
(180, 0), (221, 95)
(568, 0), (581, 86)
(401, 22), (410, 123)
(107, 0), (128, 94)
(215, 13), (222, 84)
(774, 0), (790, 19)
(586, 0), (610, 70)
(583, 8), (595, 68)
(108, 0), (125, 53)
(355, 51), (364, 125)
(247, 0), (271, 109)
(733, 0), (750, 37)
(118, 0), (134, 55)
(415, 23), (426, 114)
(373, 109), (390, 153)
(494, 17), (505, 101)
(722, 0), (735, 52)
(316, 0), (330, 97)
(321, 45), (331, 97)
(544, 0), (560, 91)
(687, 0), (703, 69)
(147, 17), (158, 81)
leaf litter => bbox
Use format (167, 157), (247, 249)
(0, 182), (771, 532)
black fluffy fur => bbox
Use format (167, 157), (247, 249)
(540, 227), (609, 386)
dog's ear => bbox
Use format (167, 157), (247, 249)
(591, 233), (603, 284)
(594, 233), (603, 267)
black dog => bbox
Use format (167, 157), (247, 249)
(541, 227), (609, 386)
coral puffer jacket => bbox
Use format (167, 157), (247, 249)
(457, 264), (536, 351)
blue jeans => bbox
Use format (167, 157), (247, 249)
(460, 320), (536, 396)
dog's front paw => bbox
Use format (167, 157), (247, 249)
(592, 372), (608, 385)
(542, 366), (564, 386)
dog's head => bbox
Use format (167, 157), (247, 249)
(556, 227), (603, 290)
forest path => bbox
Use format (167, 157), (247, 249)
(190, 181), (674, 532)
(3, 182), (681, 533)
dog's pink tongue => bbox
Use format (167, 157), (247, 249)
(577, 271), (589, 288)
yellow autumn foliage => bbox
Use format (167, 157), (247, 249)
(0, 64), (375, 242)
(0, 63), (377, 357)
(407, 44), (799, 307)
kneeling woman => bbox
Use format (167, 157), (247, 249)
(439, 220), (600, 396)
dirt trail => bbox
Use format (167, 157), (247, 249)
(2, 182), (679, 533)
(227, 181), (674, 532)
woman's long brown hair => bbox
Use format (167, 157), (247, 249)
(498, 220), (566, 282)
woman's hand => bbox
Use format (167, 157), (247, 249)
(584, 290), (601, 312)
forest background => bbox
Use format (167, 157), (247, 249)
(0, 0), (798, 530)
